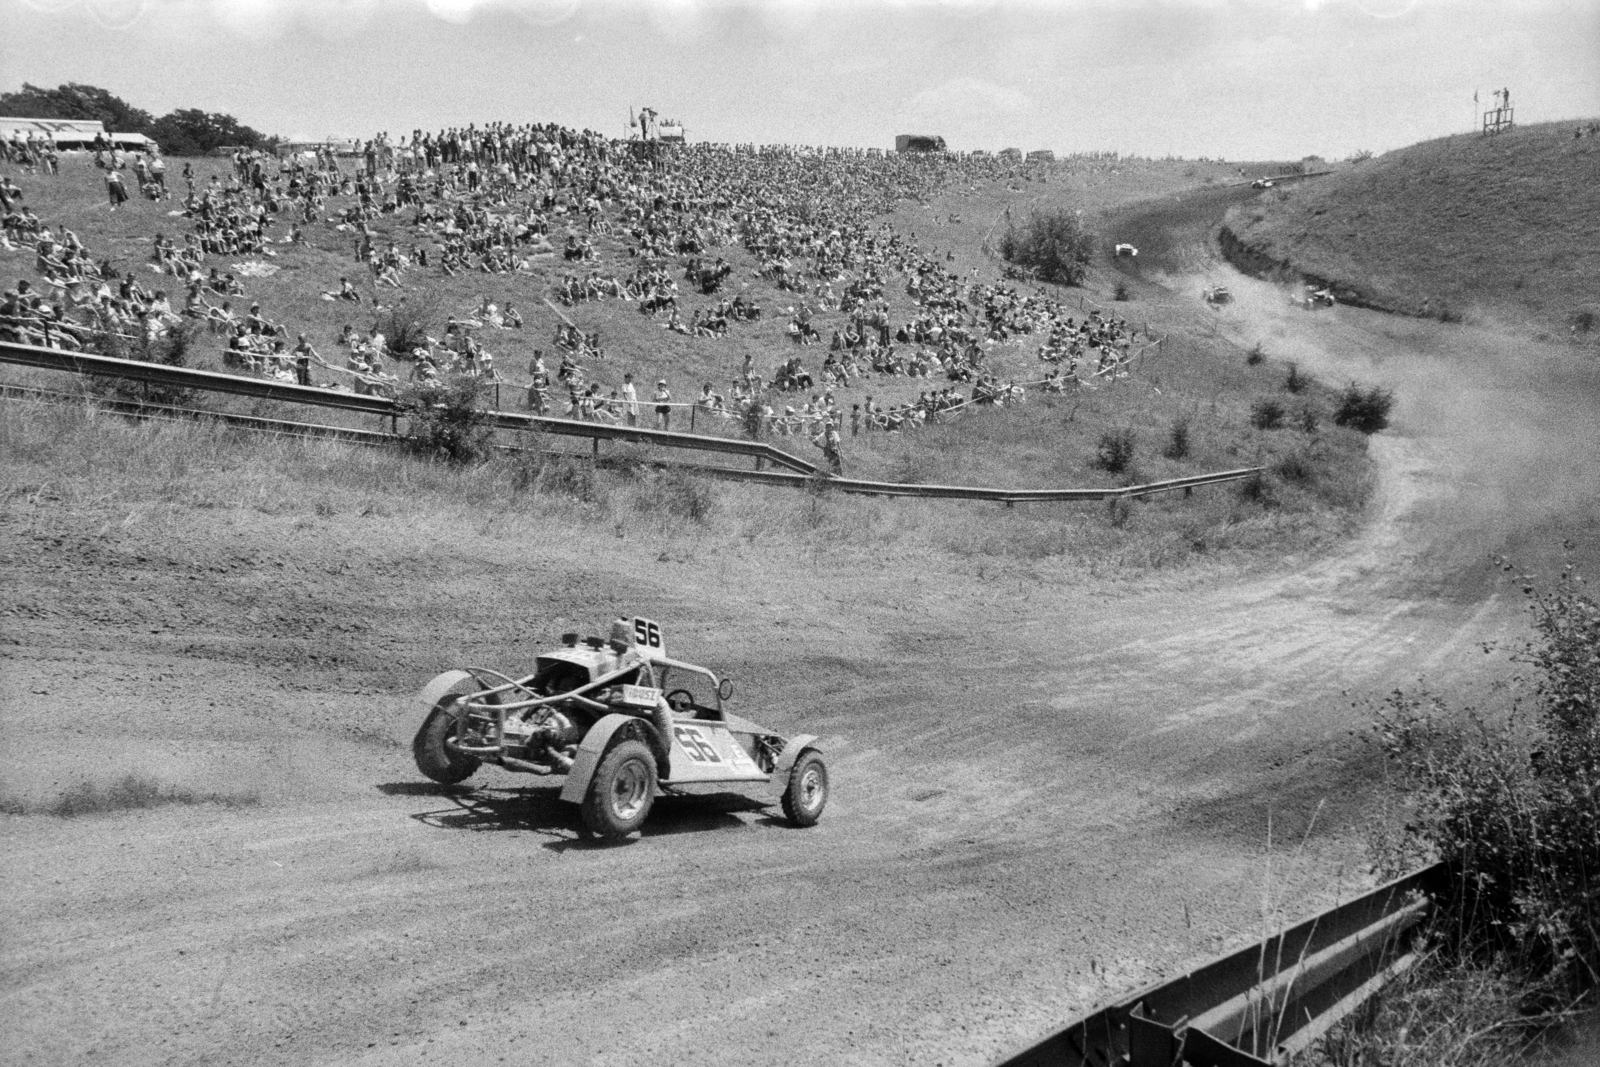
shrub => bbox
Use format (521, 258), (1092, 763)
(1095, 427), (1136, 473)
(1250, 398), (1285, 430)
(634, 469), (714, 524)
(1246, 342), (1266, 366)
(87, 322), (201, 407)
(1236, 470), (1273, 505)
(1113, 280), (1132, 302)
(1371, 560), (1600, 1004)
(1334, 384), (1395, 434)
(1285, 362), (1306, 393)
(397, 375), (492, 463)
(1274, 450), (1315, 485)
(371, 294), (439, 359)
(1297, 406), (1320, 434)
(998, 207), (1096, 287)
(1164, 415), (1191, 460)
(538, 455), (597, 501)
(1572, 309), (1596, 337)
(595, 443), (650, 479)
(1106, 495), (1132, 527)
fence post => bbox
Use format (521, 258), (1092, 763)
(690, 404), (696, 432)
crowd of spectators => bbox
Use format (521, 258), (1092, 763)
(2, 119), (1155, 470)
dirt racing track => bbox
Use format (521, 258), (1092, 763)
(5, 200), (1600, 1067)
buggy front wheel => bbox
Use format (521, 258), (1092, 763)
(781, 751), (828, 827)
(581, 740), (658, 840)
(413, 703), (480, 785)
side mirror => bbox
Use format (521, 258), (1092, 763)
(718, 678), (734, 702)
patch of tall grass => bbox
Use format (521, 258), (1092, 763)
(1311, 558), (1600, 1063)
(0, 394), (1369, 573)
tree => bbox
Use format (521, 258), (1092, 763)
(999, 207), (1096, 287)
(0, 82), (152, 133)
(147, 109), (271, 157)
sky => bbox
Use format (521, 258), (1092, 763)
(3, 0), (1598, 160)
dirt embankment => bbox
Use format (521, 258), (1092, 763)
(1218, 121), (1600, 338)
(1216, 222), (1402, 315)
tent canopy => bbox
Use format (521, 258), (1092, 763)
(0, 116), (157, 151)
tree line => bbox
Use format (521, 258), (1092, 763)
(0, 82), (274, 157)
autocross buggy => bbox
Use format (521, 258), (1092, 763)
(410, 617), (828, 840)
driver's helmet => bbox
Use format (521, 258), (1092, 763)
(607, 618), (632, 654)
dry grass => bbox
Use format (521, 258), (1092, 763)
(1, 391), (1368, 575)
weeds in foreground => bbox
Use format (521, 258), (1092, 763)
(1, 773), (259, 817)
(1312, 557), (1600, 1064)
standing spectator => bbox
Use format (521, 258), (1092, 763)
(293, 333), (318, 386)
(652, 379), (672, 431)
(620, 371), (639, 427)
(823, 418), (843, 473)
(106, 169), (128, 212)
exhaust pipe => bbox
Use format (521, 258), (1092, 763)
(497, 749), (574, 775)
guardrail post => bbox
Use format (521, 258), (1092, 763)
(690, 404), (696, 432)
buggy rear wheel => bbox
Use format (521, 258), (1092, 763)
(781, 750), (828, 827)
(581, 739), (657, 840)
(413, 703), (481, 785)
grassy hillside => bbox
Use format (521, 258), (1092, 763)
(1221, 121), (1600, 341)
(1, 148), (1375, 567)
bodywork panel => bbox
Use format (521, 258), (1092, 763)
(661, 720), (770, 785)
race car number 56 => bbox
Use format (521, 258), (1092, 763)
(674, 725), (721, 763)
(632, 617), (663, 650)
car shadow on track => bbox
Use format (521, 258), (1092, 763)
(376, 782), (778, 850)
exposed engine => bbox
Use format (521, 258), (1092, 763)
(500, 707), (582, 771)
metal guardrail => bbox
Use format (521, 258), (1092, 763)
(1, 340), (1263, 503)
(0, 384), (401, 447)
(993, 862), (1447, 1067)
(0, 340), (399, 416)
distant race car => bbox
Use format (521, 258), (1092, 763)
(410, 617), (828, 840)
(1302, 286), (1336, 309)
(1203, 285), (1234, 306)
(1251, 178), (1275, 189)
(1114, 243), (1139, 257)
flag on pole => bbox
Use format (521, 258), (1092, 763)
(1473, 89), (1478, 103)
